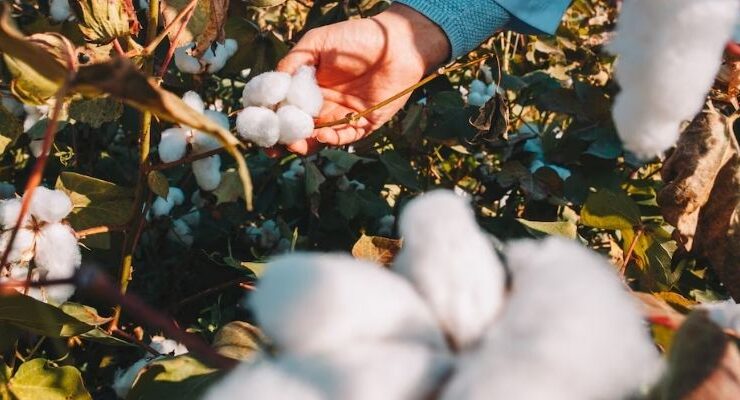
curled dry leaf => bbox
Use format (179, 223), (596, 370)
(70, 0), (130, 44)
(192, 0), (229, 58)
(351, 234), (403, 267)
(659, 110), (740, 299)
(658, 311), (740, 400)
(161, 0), (211, 49)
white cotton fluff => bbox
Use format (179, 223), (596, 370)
(174, 43), (202, 74)
(440, 237), (661, 400)
(700, 301), (740, 332)
(182, 91), (205, 114)
(28, 140), (45, 158)
(49, 0), (72, 22)
(33, 223), (81, 303)
(467, 92), (490, 107)
(167, 218), (194, 246)
(158, 128), (189, 163)
(138, 0), (149, 10)
(150, 336), (188, 356)
(23, 105), (48, 132)
(1, 95), (23, 117)
(151, 187), (185, 217)
(28, 186), (73, 224)
(393, 190), (506, 350)
(204, 109), (230, 130)
(277, 105), (314, 145)
(609, 0), (740, 159)
(469, 79), (487, 95)
(201, 42), (232, 74)
(191, 110), (228, 153)
(0, 229), (35, 265)
(223, 39), (238, 57)
(192, 155), (222, 191)
(0, 198), (24, 228)
(205, 343), (451, 400)
(180, 207), (200, 227)
(112, 358), (149, 399)
(236, 107), (280, 147)
(285, 66), (323, 117)
(248, 253), (446, 354)
(241, 72), (292, 108)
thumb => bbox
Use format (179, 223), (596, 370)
(277, 31), (321, 74)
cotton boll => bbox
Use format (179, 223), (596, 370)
(49, 0), (72, 22)
(112, 358), (149, 399)
(241, 71), (292, 107)
(180, 207), (200, 227)
(204, 109), (230, 130)
(157, 128), (188, 162)
(169, 187), (185, 206)
(33, 223), (80, 303)
(138, 0), (149, 10)
(235, 107), (280, 147)
(609, 0), (740, 158)
(202, 43), (232, 74)
(224, 39), (238, 57)
(486, 83), (496, 97)
(28, 140), (44, 158)
(174, 43), (203, 74)
(0, 229), (36, 265)
(467, 92), (487, 107)
(150, 336), (188, 356)
(442, 237), (662, 400)
(0, 198), (24, 228)
(394, 190), (506, 350)
(167, 219), (194, 246)
(23, 105), (48, 132)
(28, 186), (73, 224)
(192, 155), (222, 191)
(191, 110), (228, 153)
(182, 91), (205, 114)
(249, 253), (446, 354)
(469, 79), (487, 94)
(151, 187), (185, 217)
(285, 66), (323, 117)
(277, 105), (314, 145)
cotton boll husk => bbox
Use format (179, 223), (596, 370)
(150, 336), (188, 356)
(442, 237), (662, 400)
(112, 358), (149, 399)
(157, 128), (188, 162)
(174, 44), (203, 74)
(393, 190), (506, 350)
(28, 186), (73, 223)
(0, 198), (25, 228)
(205, 343), (450, 400)
(235, 107), (280, 147)
(608, 0), (740, 159)
(223, 38), (238, 57)
(277, 105), (314, 145)
(242, 71), (292, 107)
(0, 229), (35, 265)
(192, 155), (222, 191)
(285, 66), (323, 117)
(249, 253), (446, 354)
(181, 91), (205, 114)
(167, 219), (194, 246)
(49, 0), (72, 22)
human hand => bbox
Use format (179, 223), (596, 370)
(276, 4), (450, 154)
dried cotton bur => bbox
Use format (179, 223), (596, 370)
(205, 190), (662, 399)
(609, 0), (740, 159)
(236, 67), (323, 147)
(0, 187), (81, 303)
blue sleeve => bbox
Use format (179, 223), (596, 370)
(393, 0), (571, 60)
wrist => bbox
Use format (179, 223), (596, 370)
(371, 3), (450, 72)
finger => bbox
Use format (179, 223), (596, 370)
(277, 32), (321, 74)
(316, 126), (367, 146)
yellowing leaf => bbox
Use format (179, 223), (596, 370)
(7, 359), (92, 400)
(147, 170), (170, 199)
(351, 234), (403, 266)
(517, 219), (577, 239)
(212, 321), (263, 360)
(0, 104), (22, 154)
(55, 172), (135, 230)
(581, 189), (641, 231)
(71, 0), (130, 43)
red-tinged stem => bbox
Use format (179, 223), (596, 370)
(157, 2), (197, 78)
(75, 224), (125, 239)
(112, 38), (125, 56)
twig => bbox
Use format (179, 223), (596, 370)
(133, 0), (197, 58)
(147, 147), (226, 171)
(620, 228), (643, 276)
(172, 277), (255, 313)
(157, 1), (196, 78)
(314, 54), (493, 129)
(75, 225), (125, 239)
(111, 328), (162, 356)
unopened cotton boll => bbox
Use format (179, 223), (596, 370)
(28, 186), (73, 224)
(236, 107), (280, 147)
(182, 91), (205, 114)
(151, 187), (185, 217)
(277, 105), (314, 145)
(174, 43), (202, 74)
(192, 155), (222, 191)
(112, 358), (149, 399)
(0, 229), (36, 265)
(49, 0), (72, 22)
(285, 66), (323, 117)
(249, 253), (446, 354)
(150, 336), (188, 356)
(394, 190), (506, 350)
(167, 218), (194, 246)
(241, 71), (292, 107)
(609, 0), (740, 158)
(442, 237), (661, 400)
(158, 128), (188, 162)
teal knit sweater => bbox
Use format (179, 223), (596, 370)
(394, 0), (572, 59)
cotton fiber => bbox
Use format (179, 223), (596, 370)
(277, 105), (314, 145)
(285, 66), (323, 117)
(236, 107), (280, 147)
(192, 155), (222, 191)
(158, 128), (189, 163)
(241, 71), (292, 108)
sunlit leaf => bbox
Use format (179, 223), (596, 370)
(6, 358), (91, 400)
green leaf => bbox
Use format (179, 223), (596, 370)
(126, 355), (221, 400)
(580, 189), (641, 230)
(212, 321), (262, 360)
(0, 294), (93, 337)
(0, 104), (22, 154)
(7, 358), (91, 400)
(60, 302), (111, 326)
(304, 160), (325, 196)
(147, 171), (170, 199)
(55, 172), (135, 230)
(212, 170), (245, 205)
(517, 219), (577, 239)
(319, 149), (371, 172)
(379, 150), (420, 191)
(68, 97), (123, 128)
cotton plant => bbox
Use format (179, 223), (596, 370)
(205, 189), (662, 399)
(157, 91), (228, 191)
(49, 0), (73, 22)
(522, 138), (572, 181)
(0, 187), (81, 304)
(609, 0), (740, 158)
(236, 66), (323, 147)
(174, 40), (239, 74)
(466, 79), (497, 107)
(245, 220), (282, 250)
(112, 336), (188, 399)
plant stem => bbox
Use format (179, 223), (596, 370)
(148, 147), (226, 171)
(620, 228), (643, 276)
(75, 225), (125, 239)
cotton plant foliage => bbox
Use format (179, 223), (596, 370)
(0, 187), (82, 303)
(609, 0), (740, 158)
(206, 190), (660, 399)
(236, 67), (323, 146)
(112, 336), (189, 399)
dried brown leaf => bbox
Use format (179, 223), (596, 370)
(70, 0), (130, 44)
(161, 0), (210, 48)
(351, 234), (402, 266)
(192, 0), (229, 58)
